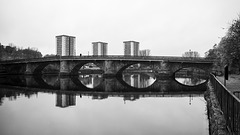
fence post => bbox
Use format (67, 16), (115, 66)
(224, 64), (228, 86)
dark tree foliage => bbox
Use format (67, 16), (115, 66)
(205, 15), (240, 74)
(44, 54), (56, 57)
(0, 44), (42, 61)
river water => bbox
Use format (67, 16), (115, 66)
(0, 73), (209, 135)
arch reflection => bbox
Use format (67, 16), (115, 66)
(174, 67), (208, 86)
(0, 74), (208, 108)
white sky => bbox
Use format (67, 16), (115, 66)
(0, 0), (240, 56)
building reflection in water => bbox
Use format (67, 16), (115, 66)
(0, 87), (200, 107)
(56, 93), (76, 108)
(92, 94), (108, 100)
(55, 93), (196, 107)
(123, 73), (156, 88)
(123, 94), (140, 104)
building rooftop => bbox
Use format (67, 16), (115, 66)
(123, 41), (139, 43)
(56, 35), (76, 38)
(92, 41), (108, 44)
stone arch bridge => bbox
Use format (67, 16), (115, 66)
(0, 56), (214, 77)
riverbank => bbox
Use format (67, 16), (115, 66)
(205, 81), (228, 135)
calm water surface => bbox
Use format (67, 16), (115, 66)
(0, 74), (209, 135)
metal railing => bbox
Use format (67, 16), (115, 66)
(210, 74), (240, 134)
(233, 91), (240, 99)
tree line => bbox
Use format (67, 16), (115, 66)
(0, 43), (42, 61)
(205, 15), (240, 74)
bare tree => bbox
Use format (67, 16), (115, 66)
(182, 50), (200, 57)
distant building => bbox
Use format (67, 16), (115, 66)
(139, 49), (150, 56)
(123, 74), (151, 89)
(56, 35), (76, 56)
(124, 41), (139, 56)
(92, 42), (108, 56)
(133, 74), (140, 88)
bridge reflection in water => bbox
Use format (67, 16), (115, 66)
(0, 73), (209, 135)
(0, 73), (208, 108)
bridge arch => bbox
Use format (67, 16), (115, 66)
(173, 66), (207, 76)
(170, 62), (212, 77)
(33, 62), (59, 74)
(116, 61), (157, 76)
(70, 61), (104, 75)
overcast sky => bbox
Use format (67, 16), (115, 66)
(0, 0), (240, 56)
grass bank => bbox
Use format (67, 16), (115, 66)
(216, 74), (240, 92)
